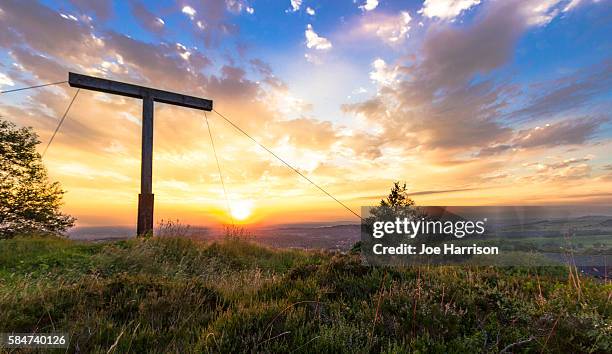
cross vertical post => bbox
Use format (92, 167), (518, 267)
(138, 95), (154, 235)
(68, 72), (213, 237)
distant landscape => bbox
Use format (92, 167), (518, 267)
(69, 214), (611, 279)
(69, 214), (612, 250)
(68, 223), (361, 250)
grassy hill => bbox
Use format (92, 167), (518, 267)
(0, 236), (610, 353)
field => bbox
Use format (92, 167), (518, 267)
(0, 235), (610, 353)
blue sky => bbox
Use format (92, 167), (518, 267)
(1, 0), (611, 226)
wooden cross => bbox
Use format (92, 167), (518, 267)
(68, 72), (213, 236)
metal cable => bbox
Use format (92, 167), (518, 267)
(42, 89), (80, 158)
(204, 111), (234, 225)
(212, 108), (362, 221)
(1, 81), (68, 94)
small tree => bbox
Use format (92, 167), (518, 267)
(0, 119), (74, 238)
(354, 182), (422, 253)
(368, 181), (421, 221)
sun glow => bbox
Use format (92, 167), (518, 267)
(230, 200), (253, 221)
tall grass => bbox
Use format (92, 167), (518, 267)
(0, 235), (610, 353)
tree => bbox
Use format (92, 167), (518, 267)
(368, 181), (422, 222)
(0, 118), (74, 238)
(355, 182), (422, 253)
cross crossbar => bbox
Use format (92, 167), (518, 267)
(68, 72), (212, 111)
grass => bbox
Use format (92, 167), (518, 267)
(0, 235), (610, 353)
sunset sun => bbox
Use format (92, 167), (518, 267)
(230, 200), (253, 221)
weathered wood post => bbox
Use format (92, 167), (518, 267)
(68, 72), (213, 236)
(138, 95), (154, 235)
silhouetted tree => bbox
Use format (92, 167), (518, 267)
(0, 119), (74, 238)
(355, 182), (422, 253)
(368, 181), (421, 221)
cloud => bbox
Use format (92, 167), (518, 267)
(361, 11), (412, 44)
(343, 0), (598, 162)
(355, 187), (482, 200)
(250, 58), (286, 89)
(305, 24), (332, 50)
(341, 132), (385, 159)
(304, 53), (322, 64)
(272, 118), (338, 150)
(476, 144), (513, 157)
(419, 0), (481, 21)
(128, 0), (165, 35)
(8, 46), (71, 86)
(0, 72), (14, 88)
(0, 1), (105, 67)
(420, 2), (525, 88)
(68, 0), (113, 20)
(225, 0), (254, 14)
(359, 0), (379, 12)
(369, 58), (397, 86)
(419, 0), (578, 87)
(523, 157), (593, 182)
(563, 0), (584, 12)
(176, 1), (241, 47)
(181, 5), (196, 18)
(102, 32), (208, 90)
(0, 0), (270, 142)
(477, 116), (608, 156)
(288, 0), (302, 12)
(563, 0), (601, 12)
(509, 60), (612, 121)
(513, 117), (607, 148)
(56, 162), (131, 182)
(306, 7), (315, 16)
(342, 97), (385, 119)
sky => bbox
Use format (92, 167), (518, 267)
(0, 0), (611, 227)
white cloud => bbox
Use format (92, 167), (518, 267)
(419, 0), (481, 21)
(288, 0), (302, 12)
(225, 0), (254, 14)
(176, 43), (191, 61)
(369, 58), (397, 86)
(181, 5), (196, 19)
(563, 0), (584, 12)
(305, 24), (332, 50)
(0, 73), (15, 88)
(362, 11), (412, 44)
(306, 7), (315, 15)
(60, 13), (79, 21)
(521, 0), (564, 26)
(360, 0), (379, 11)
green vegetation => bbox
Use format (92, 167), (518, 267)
(1, 236), (610, 353)
(0, 118), (74, 238)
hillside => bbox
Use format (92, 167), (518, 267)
(0, 236), (610, 353)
